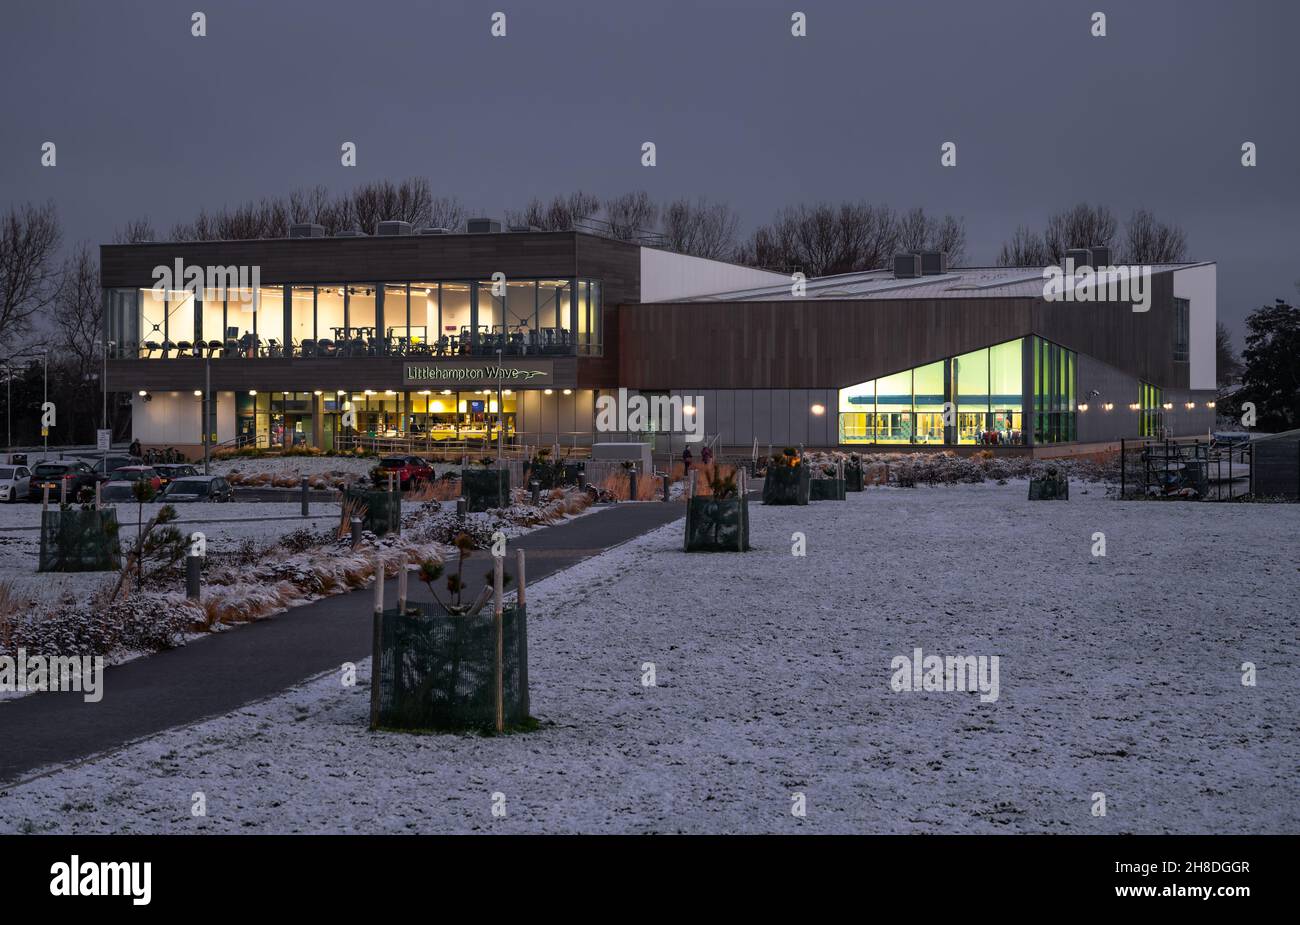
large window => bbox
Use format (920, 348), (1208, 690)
(1139, 382), (1163, 437)
(838, 338), (1027, 446)
(316, 287), (345, 344)
(1032, 336), (1076, 444)
(290, 285), (315, 350)
(1173, 297), (1190, 363)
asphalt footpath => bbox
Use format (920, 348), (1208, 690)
(0, 500), (686, 785)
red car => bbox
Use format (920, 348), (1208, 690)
(108, 465), (164, 493)
(374, 456), (434, 490)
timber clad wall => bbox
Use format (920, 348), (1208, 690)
(617, 270), (1186, 392)
(618, 298), (1035, 390)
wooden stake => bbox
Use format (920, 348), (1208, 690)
(373, 550), (385, 614)
(397, 561), (408, 613)
(516, 548), (526, 610)
(42, 485), (49, 512)
(95, 480), (102, 510)
(493, 554), (505, 733)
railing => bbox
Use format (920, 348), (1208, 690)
(333, 431), (598, 461)
(112, 328), (583, 361)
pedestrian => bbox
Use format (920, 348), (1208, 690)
(681, 446), (693, 472)
(700, 445), (713, 466)
(128, 438), (142, 459)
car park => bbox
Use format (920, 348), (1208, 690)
(29, 461), (99, 503)
(161, 475), (235, 502)
(0, 465), (32, 502)
(83, 455), (143, 479)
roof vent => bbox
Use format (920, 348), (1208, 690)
(508, 223), (541, 233)
(334, 229), (368, 237)
(893, 253), (922, 279)
(467, 218), (503, 234)
(288, 223), (325, 239)
(1064, 247), (1092, 269)
(418, 227), (452, 235)
(376, 220), (414, 236)
(920, 251), (947, 275)
(1088, 246), (1112, 268)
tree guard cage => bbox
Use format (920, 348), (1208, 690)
(372, 601), (529, 731)
(343, 487), (401, 536)
(38, 508), (123, 572)
(462, 468), (510, 512)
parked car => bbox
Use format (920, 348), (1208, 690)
(84, 455), (143, 478)
(109, 465), (163, 493)
(152, 463), (199, 487)
(28, 461), (99, 503)
(99, 480), (142, 503)
(161, 475), (234, 503)
(374, 455), (435, 489)
(0, 465), (32, 502)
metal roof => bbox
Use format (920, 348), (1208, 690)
(680, 262), (1214, 302)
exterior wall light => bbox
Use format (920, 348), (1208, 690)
(1103, 402), (1114, 411)
(1207, 401), (1216, 408)
(1077, 403), (1088, 412)
(336, 389), (346, 395)
(313, 390), (322, 396)
(1185, 402), (1195, 409)
(137, 390), (148, 397)
(441, 389), (452, 395)
(1162, 402), (1173, 410)
(503, 389), (512, 395)
(193, 390), (202, 397)
(543, 389), (553, 395)
(249, 390), (257, 396)
(364, 389), (375, 395)
(1128, 402), (1141, 411)
(810, 403), (826, 416)
(563, 389), (573, 395)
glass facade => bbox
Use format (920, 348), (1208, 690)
(838, 338), (1027, 446)
(1139, 382), (1163, 437)
(105, 278), (603, 359)
(1031, 336), (1076, 444)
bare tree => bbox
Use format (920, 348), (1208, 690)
(1044, 202), (1117, 260)
(113, 217), (159, 244)
(427, 196), (467, 232)
(506, 192), (600, 231)
(1215, 321), (1242, 387)
(53, 243), (104, 440)
(736, 201), (901, 275)
(0, 201), (63, 352)
(1122, 209), (1188, 264)
(604, 191), (659, 241)
(996, 225), (1049, 267)
(659, 198), (740, 260)
(894, 208), (967, 266)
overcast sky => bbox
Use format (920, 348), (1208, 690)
(1, 0), (1296, 343)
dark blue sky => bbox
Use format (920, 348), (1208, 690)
(2, 0), (1296, 344)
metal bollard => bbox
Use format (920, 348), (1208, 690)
(629, 467), (638, 501)
(300, 476), (309, 517)
(577, 473), (586, 491)
(186, 554), (201, 600)
(350, 516), (363, 550)
(662, 474), (670, 501)
(456, 498), (467, 518)
(530, 479), (540, 506)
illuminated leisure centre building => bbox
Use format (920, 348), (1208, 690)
(101, 223), (1217, 458)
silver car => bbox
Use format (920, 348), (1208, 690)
(0, 465), (31, 502)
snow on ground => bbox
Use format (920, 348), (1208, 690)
(209, 455), (376, 484)
(0, 502), (343, 603)
(2, 481), (1297, 834)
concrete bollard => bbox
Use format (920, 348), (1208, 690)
(350, 516), (363, 550)
(530, 479), (540, 506)
(186, 554), (201, 600)
(301, 476), (310, 517)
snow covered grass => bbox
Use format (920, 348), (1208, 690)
(3, 480), (1296, 834)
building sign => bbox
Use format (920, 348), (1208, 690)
(403, 363), (551, 384)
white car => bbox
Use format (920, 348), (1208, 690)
(0, 465), (32, 502)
